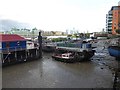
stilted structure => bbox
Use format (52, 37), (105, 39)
(0, 33), (42, 66)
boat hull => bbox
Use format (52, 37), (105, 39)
(52, 55), (75, 63)
(52, 50), (95, 63)
(108, 46), (120, 59)
(42, 46), (55, 52)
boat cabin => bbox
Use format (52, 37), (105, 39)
(61, 53), (73, 59)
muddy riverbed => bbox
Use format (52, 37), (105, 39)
(2, 51), (116, 88)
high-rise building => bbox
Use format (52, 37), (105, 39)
(106, 2), (120, 34)
(106, 10), (112, 34)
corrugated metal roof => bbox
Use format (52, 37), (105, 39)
(0, 34), (26, 42)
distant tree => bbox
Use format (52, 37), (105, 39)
(32, 27), (37, 31)
(11, 27), (20, 31)
(79, 33), (84, 38)
(73, 33), (79, 40)
(51, 31), (56, 36)
(32, 28), (37, 40)
(51, 38), (67, 42)
(67, 34), (72, 40)
(67, 34), (72, 36)
(62, 32), (65, 35)
(86, 31), (90, 38)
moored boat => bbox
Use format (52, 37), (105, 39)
(108, 46), (120, 60)
(52, 41), (95, 63)
(52, 53), (75, 63)
(52, 49), (95, 63)
(42, 45), (55, 52)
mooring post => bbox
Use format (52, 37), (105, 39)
(38, 31), (42, 58)
(113, 70), (118, 89)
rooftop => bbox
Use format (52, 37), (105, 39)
(0, 34), (26, 42)
(111, 6), (120, 10)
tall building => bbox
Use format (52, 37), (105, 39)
(106, 2), (120, 34)
(106, 10), (112, 34)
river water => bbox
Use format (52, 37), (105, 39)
(2, 52), (113, 88)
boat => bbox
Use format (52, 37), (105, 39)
(108, 46), (120, 60)
(52, 41), (95, 63)
(52, 49), (95, 63)
(52, 42), (95, 63)
(42, 45), (55, 52)
(52, 52), (76, 63)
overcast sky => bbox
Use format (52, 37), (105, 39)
(0, 0), (119, 33)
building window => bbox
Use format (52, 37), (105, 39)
(17, 41), (20, 46)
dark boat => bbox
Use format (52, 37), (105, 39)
(52, 50), (95, 63)
(42, 45), (56, 52)
(108, 46), (120, 60)
(52, 42), (95, 63)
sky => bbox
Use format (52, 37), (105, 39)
(0, 0), (120, 33)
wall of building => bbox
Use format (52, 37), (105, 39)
(118, 6), (120, 33)
(2, 41), (26, 51)
(106, 5), (120, 35)
(112, 8), (119, 34)
(106, 11), (112, 34)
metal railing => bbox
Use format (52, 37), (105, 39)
(0, 46), (26, 53)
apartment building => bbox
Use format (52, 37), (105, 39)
(106, 2), (120, 34)
(106, 10), (112, 34)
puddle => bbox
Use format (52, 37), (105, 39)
(95, 53), (107, 56)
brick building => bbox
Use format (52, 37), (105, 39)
(106, 2), (120, 34)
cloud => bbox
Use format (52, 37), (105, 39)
(0, 0), (119, 32)
(1, 19), (34, 31)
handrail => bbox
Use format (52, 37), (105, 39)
(0, 46), (26, 52)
